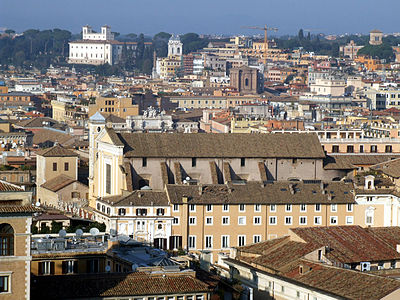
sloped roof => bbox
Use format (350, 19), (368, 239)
(0, 205), (38, 214)
(117, 132), (325, 158)
(291, 226), (400, 263)
(32, 129), (76, 146)
(166, 181), (355, 205)
(324, 154), (400, 170)
(31, 273), (210, 299)
(283, 259), (400, 300)
(36, 145), (78, 157)
(40, 175), (76, 192)
(99, 190), (169, 207)
(0, 179), (25, 192)
(371, 158), (400, 178)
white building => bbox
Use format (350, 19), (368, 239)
(68, 25), (142, 65)
(168, 35), (183, 57)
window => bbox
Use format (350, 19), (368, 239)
(188, 235), (196, 249)
(64, 162), (69, 171)
(314, 216), (322, 225)
(0, 275), (10, 293)
(39, 261), (55, 275)
(347, 204), (353, 212)
(240, 158), (246, 167)
(270, 204), (276, 212)
(206, 217), (213, 225)
(367, 196), (373, 202)
(238, 216), (246, 225)
(269, 216), (277, 225)
(206, 204), (212, 212)
(330, 216), (338, 225)
(332, 145), (339, 153)
(189, 217), (196, 225)
(106, 163), (111, 194)
(62, 260), (78, 274)
(360, 145), (364, 153)
(189, 204), (196, 212)
(254, 216), (261, 225)
(53, 162), (57, 171)
(173, 204), (179, 212)
(347, 145), (354, 153)
(221, 235), (229, 248)
(223, 204), (229, 212)
(106, 207), (110, 215)
(192, 157), (197, 167)
(238, 235), (246, 247)
(87, 259), (99, 273)
(300, 204), (307, 212)
(254, 204), (261, 212)
(156, 208), (165, 216)
(71, 192), (80, 198)
(205, 235), (213, 249)
(370, 145), (377, 153)
(222, 216), (230, 225)
(142, 157), (147, 167)
(285, 204), (292, 212)
(173, 217), (179, 225)
(385, 145), (393, 153)
(315, 204), (321, 212)
(0, 224), (14, 256)
(253, 235), (261, 244)
(285, 216), (292, 225)
(136, 208), (147, 216)
(239, 204), (245, 212)
(299, 216), (307, 225)
(346, 216), (354, 225)
(118, 208), (126, 216)
(331, 204), (337, 212)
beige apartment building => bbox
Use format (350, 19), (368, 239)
(169, 95), (260, 110)
(0, 182), (35, 300)
(88, 96), (139, 118)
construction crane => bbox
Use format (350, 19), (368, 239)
(242, 25), (278, 64)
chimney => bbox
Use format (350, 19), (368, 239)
(396, 244), (400, 253)
(289, 184), (295, 194)
(182, 196), (188, 204)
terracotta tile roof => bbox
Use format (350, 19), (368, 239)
(283, 259), (400, 300)
(32, 128), (76, 146)
(366, 227), (400, 249)
(0, 179), (25, 191)
(371, 158), (400, 178)
(105, 127), (124, 146)
(101, 113), (126, 123)
(117, 132), (325, 158)
(40, 175), (76, 192)
(36, 145), (78, 157)
(324, 154), (400, 170)
(31, 273), (210, 299)
(291, 226), (400, 264)
(166, 181), (355, 205)
(0, 205), (38, 214)
(100, 190), (169, 207)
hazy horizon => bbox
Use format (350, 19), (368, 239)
(1, 0), (399, 36)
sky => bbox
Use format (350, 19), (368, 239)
(1, 0), (399, 36)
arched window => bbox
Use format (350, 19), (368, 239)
(245, 78), (249, 86)
(0, 224), (14, 256)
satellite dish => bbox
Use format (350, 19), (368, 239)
(58, 229), (67, 238)
(110, 229), (117, 237)
(35, 201), (41, 207)
(75, 229), (83, 237)
(45, 234), (50, 239)
(131, 263), (138, 271)
(186, 176), (191, 181)
(183, 180), (187, 184)
(90, 227), (100, 236)
(105, 265), (111, 272)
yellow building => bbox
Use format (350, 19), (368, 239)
(158, 56), (182, 79)
(51, 100), (67, 122)
(0, 182), (35, 300)
(88, 96), (139, 118)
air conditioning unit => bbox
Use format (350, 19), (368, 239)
(361, 262), (371, 272)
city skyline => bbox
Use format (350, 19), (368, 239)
(1, 0), (398, 36)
